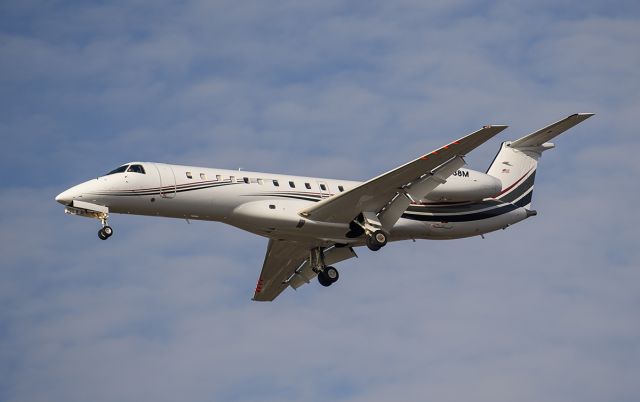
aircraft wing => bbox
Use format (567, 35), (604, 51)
(511, 113), (594, 148)
(252, 240), (358, 301)
(299, 125), (508, 225)
(252, 239), (310, 302)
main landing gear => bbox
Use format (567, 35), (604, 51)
(350, 212), (390, 252)
(318, 266), (339, 287)
(366, 229), (388, 251)
(311, 248), (340, 287)
(97, 217), (113, 240)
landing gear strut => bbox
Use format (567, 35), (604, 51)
(97, 217), (113, 240)
(311, 248), (340, 287)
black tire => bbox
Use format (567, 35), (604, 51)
(366, 237), (380, 251)
(103, 226), (113, 237)
(317, 271), (333, 287)
(324, 266), (339, 283)
(366, 230), (388, 251)
(98, 229), (108, 240)
(373, 230), (388, 246)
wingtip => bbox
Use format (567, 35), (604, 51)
(575, 112), (595, 118)
(482, 124), (509, 133)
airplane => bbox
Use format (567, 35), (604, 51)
(55, 113), (593, 301)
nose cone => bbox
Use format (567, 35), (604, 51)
(55, 189), (74, 205)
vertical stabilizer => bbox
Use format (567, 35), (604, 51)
(486, 142), (541, 208)
(486, 113), (594, 208)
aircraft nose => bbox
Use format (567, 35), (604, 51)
(55, 189), (73, 205)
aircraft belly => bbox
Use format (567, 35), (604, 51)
(228, 199), (348, 240)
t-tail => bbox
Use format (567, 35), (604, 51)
(486, 113), (594, 209)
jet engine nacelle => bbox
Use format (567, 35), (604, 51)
(424, 169), (502, 202)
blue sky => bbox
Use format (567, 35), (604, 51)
(1, 1), (639, 401)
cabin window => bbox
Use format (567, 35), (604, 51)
(289, 181), (295, 188)
(186, 172), (193, 179)
(243, 177), (249, 184)
(320, 184), (327, 191)
(216, 174), (222, 181)
(257, 179), (264, 185)
(273, 180), (279, 187)
(338, 185), (344, 192)
(305, 183), (311, 189)
(106, 165), (128, 175)
(127, 164), (146, 174)
(200, 173), (206, 180)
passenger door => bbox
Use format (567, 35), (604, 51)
(153, 163), (177, 198)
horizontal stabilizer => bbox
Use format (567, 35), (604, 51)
(487, 112), (594, 210)
(511, 113), (594, 148)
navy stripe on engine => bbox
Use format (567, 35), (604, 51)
(402, 203), (519, 222)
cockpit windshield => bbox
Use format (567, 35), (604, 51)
(127, 164), (146, 174)
(106, 165), (129, 175)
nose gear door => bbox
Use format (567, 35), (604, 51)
(153, 163), (177, 198)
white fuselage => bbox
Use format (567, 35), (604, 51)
(56, 161), (530, 247)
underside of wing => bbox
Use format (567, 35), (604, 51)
(299, 125), (508, 225)
(252, 239), (359, 301)
(252, 239), (310, 302)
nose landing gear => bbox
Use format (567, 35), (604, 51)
(61, 200), (114, 241)
(98, 225), (113, 240)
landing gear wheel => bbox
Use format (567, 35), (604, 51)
(324, 266), (339, 283)
(318, 271), (332, 287)
(98, 226), (113, 240)
(365, 239), (380, 251)
(366, 230), (388, 251)
(318, 266), (339, 287)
